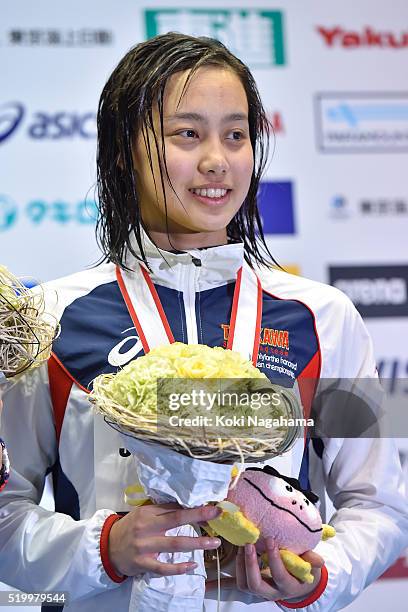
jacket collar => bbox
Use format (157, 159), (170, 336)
(125, 229), (245, 291)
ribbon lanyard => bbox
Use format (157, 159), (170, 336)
(116, 259), (262, 365)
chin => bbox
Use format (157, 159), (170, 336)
(194, 217), (236, 233)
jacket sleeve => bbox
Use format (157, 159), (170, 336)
(302, 295), (408, 611)
(0, 364), (123, 601)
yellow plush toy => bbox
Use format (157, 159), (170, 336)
(206, 465), (335, 584)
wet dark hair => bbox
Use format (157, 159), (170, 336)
(96, 32), (278, 269)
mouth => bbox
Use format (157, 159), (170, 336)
(189, 187), (232, 206)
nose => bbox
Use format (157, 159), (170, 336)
(198, 139), (229, 176)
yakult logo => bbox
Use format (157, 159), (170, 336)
(317, 26), (408, 49)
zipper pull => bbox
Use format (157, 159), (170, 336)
(191, 256), (202, 267)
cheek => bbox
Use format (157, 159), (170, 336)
(164, 146), (195, 185)
(234, 148), (254, 185)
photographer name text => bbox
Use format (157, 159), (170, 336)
(167, 415), (314, 429)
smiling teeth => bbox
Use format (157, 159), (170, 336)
(191, 188), (227, 198)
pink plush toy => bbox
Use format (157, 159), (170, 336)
(207, 465), (335, 583)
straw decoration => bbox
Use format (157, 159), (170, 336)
(0, 265), (59, 378)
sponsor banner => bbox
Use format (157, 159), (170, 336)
(0, 103), (96, 145)
(0, 194), (97, 231)
(316, 26), (408, 50)
(1, 28), (113, 47)
(315, 93), (408, 153)
(359, 198), (408, 216)
(329, 265), (408, 318)
(328, 195), (351, 219)
(257, 181), (296, 235)
(329, 195), (408, 219)
(144, 9), (286, 67)
(378, 357), (408, 385)
(0, 1), (406, 604)
(267, 111), (285, 135)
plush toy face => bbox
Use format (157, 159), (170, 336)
(227, 467), (323, 554)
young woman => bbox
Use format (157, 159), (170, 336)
(0, 33), (406, 612)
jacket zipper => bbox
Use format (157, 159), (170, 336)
(182, 255), (201, 344)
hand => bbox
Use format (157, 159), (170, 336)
(109, 502), (222, 577)
(206, 537), (324, 602)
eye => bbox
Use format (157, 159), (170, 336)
(267, 475), (295, 498)
(178, 129), (198, 139)
(227, 130), (245, 141)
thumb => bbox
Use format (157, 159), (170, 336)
(301, 550), (324, 568)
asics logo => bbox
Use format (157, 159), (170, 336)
(108, 327), (143, 366)
(0, 102), (24, 143)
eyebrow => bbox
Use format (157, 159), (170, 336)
(164, 112), (248, 123)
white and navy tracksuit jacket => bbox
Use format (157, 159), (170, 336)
(0, 234), (407, 611)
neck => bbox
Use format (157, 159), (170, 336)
(145, 229), (229, 251)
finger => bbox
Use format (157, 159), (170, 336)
(236, 546), (248, 591)
(244, 544), (265, 594)
(206, 577), (236, 592)
(137, 535), (221, 554)
(301, 550), (324, 568)
(141, 556), (199, 577)
(151, 502), (183, 513)
(265, 539), (300, 594)
(243, 544), (281, 600)
(154, 504), (221, 531)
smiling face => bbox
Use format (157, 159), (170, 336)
(132, 66), (254, 250)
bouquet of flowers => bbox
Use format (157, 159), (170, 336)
(90, 343), (304, 612)
(90, 342), (302, 463)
